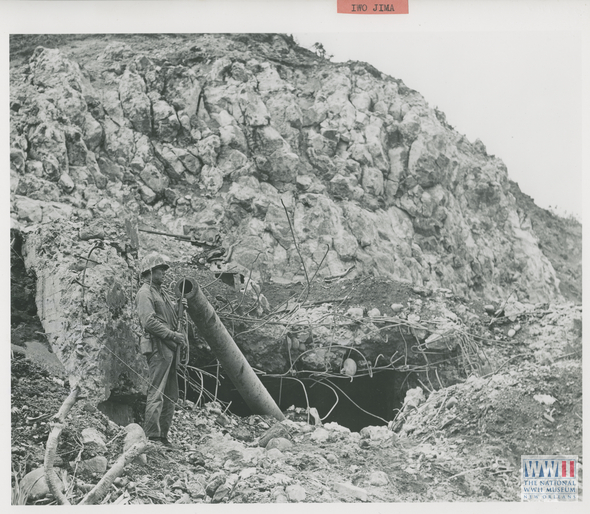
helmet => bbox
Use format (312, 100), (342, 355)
(139, 252), (170, 276)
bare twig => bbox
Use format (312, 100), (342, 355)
(306, 244), (330, 288)
(281, 198), (310, 290)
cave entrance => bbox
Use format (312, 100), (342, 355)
(183, 368), (409, 433)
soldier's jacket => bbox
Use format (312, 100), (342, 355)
(135, 282), (179, 364)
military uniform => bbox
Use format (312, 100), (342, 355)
(135, 280), (180, 440)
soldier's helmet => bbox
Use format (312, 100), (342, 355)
(139, 252), (170, 276)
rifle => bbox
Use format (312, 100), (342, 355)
(139, 227), (221, 248)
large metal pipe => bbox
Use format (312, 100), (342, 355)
(175, 277), (285, 421)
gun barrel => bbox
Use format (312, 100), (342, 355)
(139, 227), (191, 241)
(175, 276), (285, 421)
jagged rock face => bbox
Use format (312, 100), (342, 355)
(10, 34), (560, 303)
(10, 34), (565, 398)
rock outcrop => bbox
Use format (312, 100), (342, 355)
(10, 34), (574, 399)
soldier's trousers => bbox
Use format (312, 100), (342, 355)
(144, 349), (178, 438)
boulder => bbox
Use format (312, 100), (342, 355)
(402, 387), (425, 412)
(96, 155), (123, 182)
(19, 467), (63, 501)
(197, 135), (221, 166)
(219, 122), (248, 152)
(58, 173), (75, 193)
(139, 184), (158, 204)
(14, 196), (73, 224)
(119, 68), (151, 134)
(83, 112), (103, 150)
(81, 427), (108, 453)
(333, 230), (358, 261)
(124, 423), (148, 465)
(310, 427), (330, 443)
(346, 307), (364, 319)
(27, 122), (68, 179)
(258, 423), (291, 447)
(15, 174), (61, 202)
(285, 484), (306, 502)
(329, 174), (362, 200)
(153, 143), (189, 180)
(218, 148), (249, 177)
(102, 119), (135, 164)
(25, 160), (45, 177)
(266, 437), (293, 451)
(10, 148), (26, 173)
(65, 126), (89, 166)
(76, 456), (108, 474)
(152, 99), (180, 141)
(163, 66), (201, 119)
(368, 471), (389, 486)
(140, 163), (169, 193)
(29, 46), (83, 89)
(85, 152), (108, 189)
(102, 90), (125, 121)
(238, 88), (270, 127)
(387, 146), (408, 193)
(200, 165), (224, 195)
(333, 482), (368, 501)
(265, 448), (285, 461)
(361, 167), (384, 196)
(267, 147), (301, 186)
(359, 425), (392, 441)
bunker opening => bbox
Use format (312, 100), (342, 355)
(181, 366), (411, 433)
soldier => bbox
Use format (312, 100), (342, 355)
(135, 252), (186, 448)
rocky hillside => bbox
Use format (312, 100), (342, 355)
(509, 181), (582, 303)
(9, 33), (583, 506)
(9, 33), (581, 410)
(10, 33), (572, 302)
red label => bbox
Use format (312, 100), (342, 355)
(337, 0), (409, 14)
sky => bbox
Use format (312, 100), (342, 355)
(295, 31), (583, 219)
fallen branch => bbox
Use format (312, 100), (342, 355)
(79, 441), (147, 505)
(44, 387), (80, 505)
(324, 265), (355, 282)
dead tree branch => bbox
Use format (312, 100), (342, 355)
(79, 441), (147, 505)
(281, 198), (310, 290)
(44, 387), (80, 505)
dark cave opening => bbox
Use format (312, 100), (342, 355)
(182, 367), (409, 433)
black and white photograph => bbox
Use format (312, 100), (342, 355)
(4, 1), (587, 508)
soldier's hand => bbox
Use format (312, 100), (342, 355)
(181, 298), (188, 310)
(172, 332), (186, 345)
